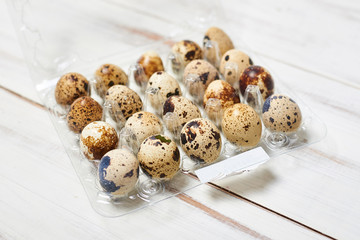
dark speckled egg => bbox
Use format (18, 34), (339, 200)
(262, 94), (302, 133)
(171, 40), (203, 68)
(135, 51), (164, 86)
(55, 72), (89, 105)
(137, 135), (180, 180)
(66, 96), (103, 133)
(239, 65), (274, 101)
(105, 85), (143, 123)
(183, 59), (220, 99)
(180, 118), (222, 163)
(203, 80), (240, 120)
(95, 64), (128, 98)
(98, 149), (139, 196)
(162, 96), (201, 133)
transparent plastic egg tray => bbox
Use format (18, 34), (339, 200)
(7, 0), (326, 217)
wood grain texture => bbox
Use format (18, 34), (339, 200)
(223, 0), (360, 86)
(212, 57), (360, 239)
(0, 88), (328, 240)
(1, 0), (359, 239)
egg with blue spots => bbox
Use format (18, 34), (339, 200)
(262, 94), (302, 133)
(98, 149), (139, 196)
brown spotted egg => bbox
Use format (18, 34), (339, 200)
(171, 40), (203, 69)
(222, 103), (262, 147)
(262, 94), (302, 133)
(138, 135), (180, 180)
(67, 96), (103, 133)
(98, 149), (139, 196)
(203, 80), (240, 109)
(55, 72), (89, 105)
(180, 118), (222, 163)
(162, 96), (201, 133)
(95, 64), (128, 98)
(80, 121), (118, 160)
(135, 51), (164, 86)
(220, 49), (253, 86)
(146, 71), (182, 110)
(183, 60), (219, 99)
(124, 111), (163, 145)
(203, 27), (234, 66)
(105, 85), (143, 123)
(239, 65), (274, 101)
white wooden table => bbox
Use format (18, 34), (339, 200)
(1, 0), (359, 239)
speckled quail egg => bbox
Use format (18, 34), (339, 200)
(203, 27), (234, 66)
(146, 71), (182, 110)
(204, 80), (240, 109)
(55, 72), (89, 105)
(95, 63), (128, 98)
(180, 118), (222, 163)
(124, 111), (163, 145)
(80, 121), (118, 160)
(162, 96), (201, 133)
(98, 148), (139, 196)
(220, 49), (253, 86)
(105, 85), (143, 123)
(138, 135), (180, 180)
(135, 51), (164, 86)
(171, 40), (203, 69)
(67, 96), (103, 133)
(239, 65), (274, 101)
(262, 94), (302, 133)
(183, 60), (220, 99)
(222, 103), (262, 147)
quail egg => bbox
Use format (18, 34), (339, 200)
(203, 27), (234, 66)
(67, 96), (103, 133)
(135, 51), (164, 86)
(183, 60), (219, 99)
(80, 121), (118, 160)
(222, 103), (262, 147)
(162, 96), (201, 133)
(146, 71), (182, 110)
(55, 72), (89, 105)
(105, 85), (143, 123)
(98, 148), (139, 196)
(180, 118), (222, 163)
(203, 80), (240, 109)
(262, 94), (302, 133)
(239, 65), (274, 101)
(124, 111), (163, 145)
(220, 49), (253, 86)
(171, 40), (203, 70)
(95, 64), (128, 98)
(138, 135), (180, 180)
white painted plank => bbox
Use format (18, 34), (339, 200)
(0, 88), (327, 240)
(223, 0), (360, 86)
(0, 0), (39, 103)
